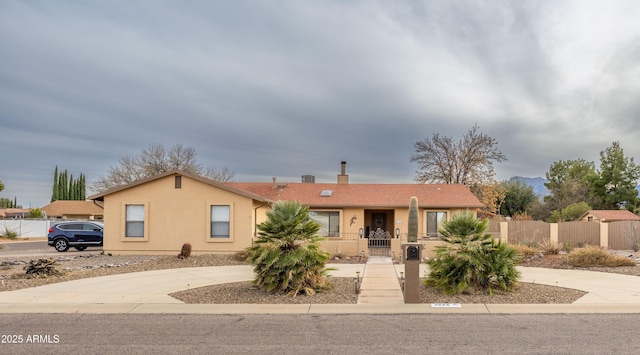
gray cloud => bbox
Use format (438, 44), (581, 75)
(2, 0), (640, 207)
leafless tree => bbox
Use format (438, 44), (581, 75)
(411, 124), (507, 185)
(92, 143), (235, 192)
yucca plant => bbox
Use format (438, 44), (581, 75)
(246, 200), (333, 296)
(425, 211), (520, 295)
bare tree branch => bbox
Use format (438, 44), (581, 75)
(91, 143), (235, 193)
(410, 124), (506, 185)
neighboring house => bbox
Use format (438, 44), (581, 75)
(41, 200), (104, 220)
(88, 163), (483, 255)
(579, 210), (640, 223)
(0, 208), (30, 219)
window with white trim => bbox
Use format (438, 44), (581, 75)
(309, 211), (340, 237)
(211, 205), (230, 238)
(426, 211), (447, 238)
(125, 204), (145, 238)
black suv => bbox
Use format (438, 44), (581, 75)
(47, 221), (104, 252)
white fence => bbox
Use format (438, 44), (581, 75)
(0, 220), (55, 238)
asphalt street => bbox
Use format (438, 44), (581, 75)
(2, 240), (640, 354)
(0, 240), (102, 257)
(1, 313), (639, 354)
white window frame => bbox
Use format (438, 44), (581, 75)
(123, 203), (148, 240)
(210, 205), (231, 239)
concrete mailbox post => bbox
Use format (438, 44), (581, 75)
(402, 242), (422, 303)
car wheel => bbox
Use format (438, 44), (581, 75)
(54, 239), (70, 252)
(75, 246), (87, 251)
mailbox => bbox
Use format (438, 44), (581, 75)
(406, 245), (419, 260)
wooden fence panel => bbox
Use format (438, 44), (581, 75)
(608, 221), (640, 250)
(558, 221), (599, 247)
(507, 221), (549, 245)
(486, 219), (501, 238)
(480, 219), (640, 250)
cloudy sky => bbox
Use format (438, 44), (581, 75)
(2, 1), (640, 208)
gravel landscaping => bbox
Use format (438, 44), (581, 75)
(0, 252), (637, 304)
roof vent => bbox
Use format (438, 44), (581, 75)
(320, 190), (333, 197)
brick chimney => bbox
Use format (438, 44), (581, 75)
(337, 161), (349, 184)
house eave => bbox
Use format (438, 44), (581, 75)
(88, 170), (272, 204)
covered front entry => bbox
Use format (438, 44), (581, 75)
(365, 210), (395, 257)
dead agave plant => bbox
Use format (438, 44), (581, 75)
(23, 258), (63, 278)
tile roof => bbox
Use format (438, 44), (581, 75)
(88, 170), (270, 203)
(42, 200), (104, 217)
(226, 182), (483, 208)
(86, 169), (483, 209)
(0, 208), (30, 218)
(584, 210), (640, 221)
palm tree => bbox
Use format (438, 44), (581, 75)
(246, 200), (333, 296)
(426, 210), (520, 295)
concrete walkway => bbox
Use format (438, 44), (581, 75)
(1, 262), (640, 314)
(357, 256), (404, 304)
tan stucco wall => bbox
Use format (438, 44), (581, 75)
(102, 175), (261, 255)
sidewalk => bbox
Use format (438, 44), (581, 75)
(1, 261), (640, 314)
(357, 256), (404, 304)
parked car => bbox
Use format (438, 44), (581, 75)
(47, 221), (104, 252)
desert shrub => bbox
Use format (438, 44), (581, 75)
(567, 245), (637, 267)
(246, 200), (333, 296)
(0, 225), (18, 239)
(511, 244), (540, 260)
(540, 238), (563, 255)
(521, 240), (539, 248)
(425, 211), (520, 295)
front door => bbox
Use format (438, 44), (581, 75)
(371, 213), (387, 232)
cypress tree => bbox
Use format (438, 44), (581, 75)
(69, 174), (75, 200)
(80, 173), (86, 200)
(63, 170), (68, 199)
(59, 170), (68, 200)
(51, 168), (87, 201)
(51, 166), (59, 202)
